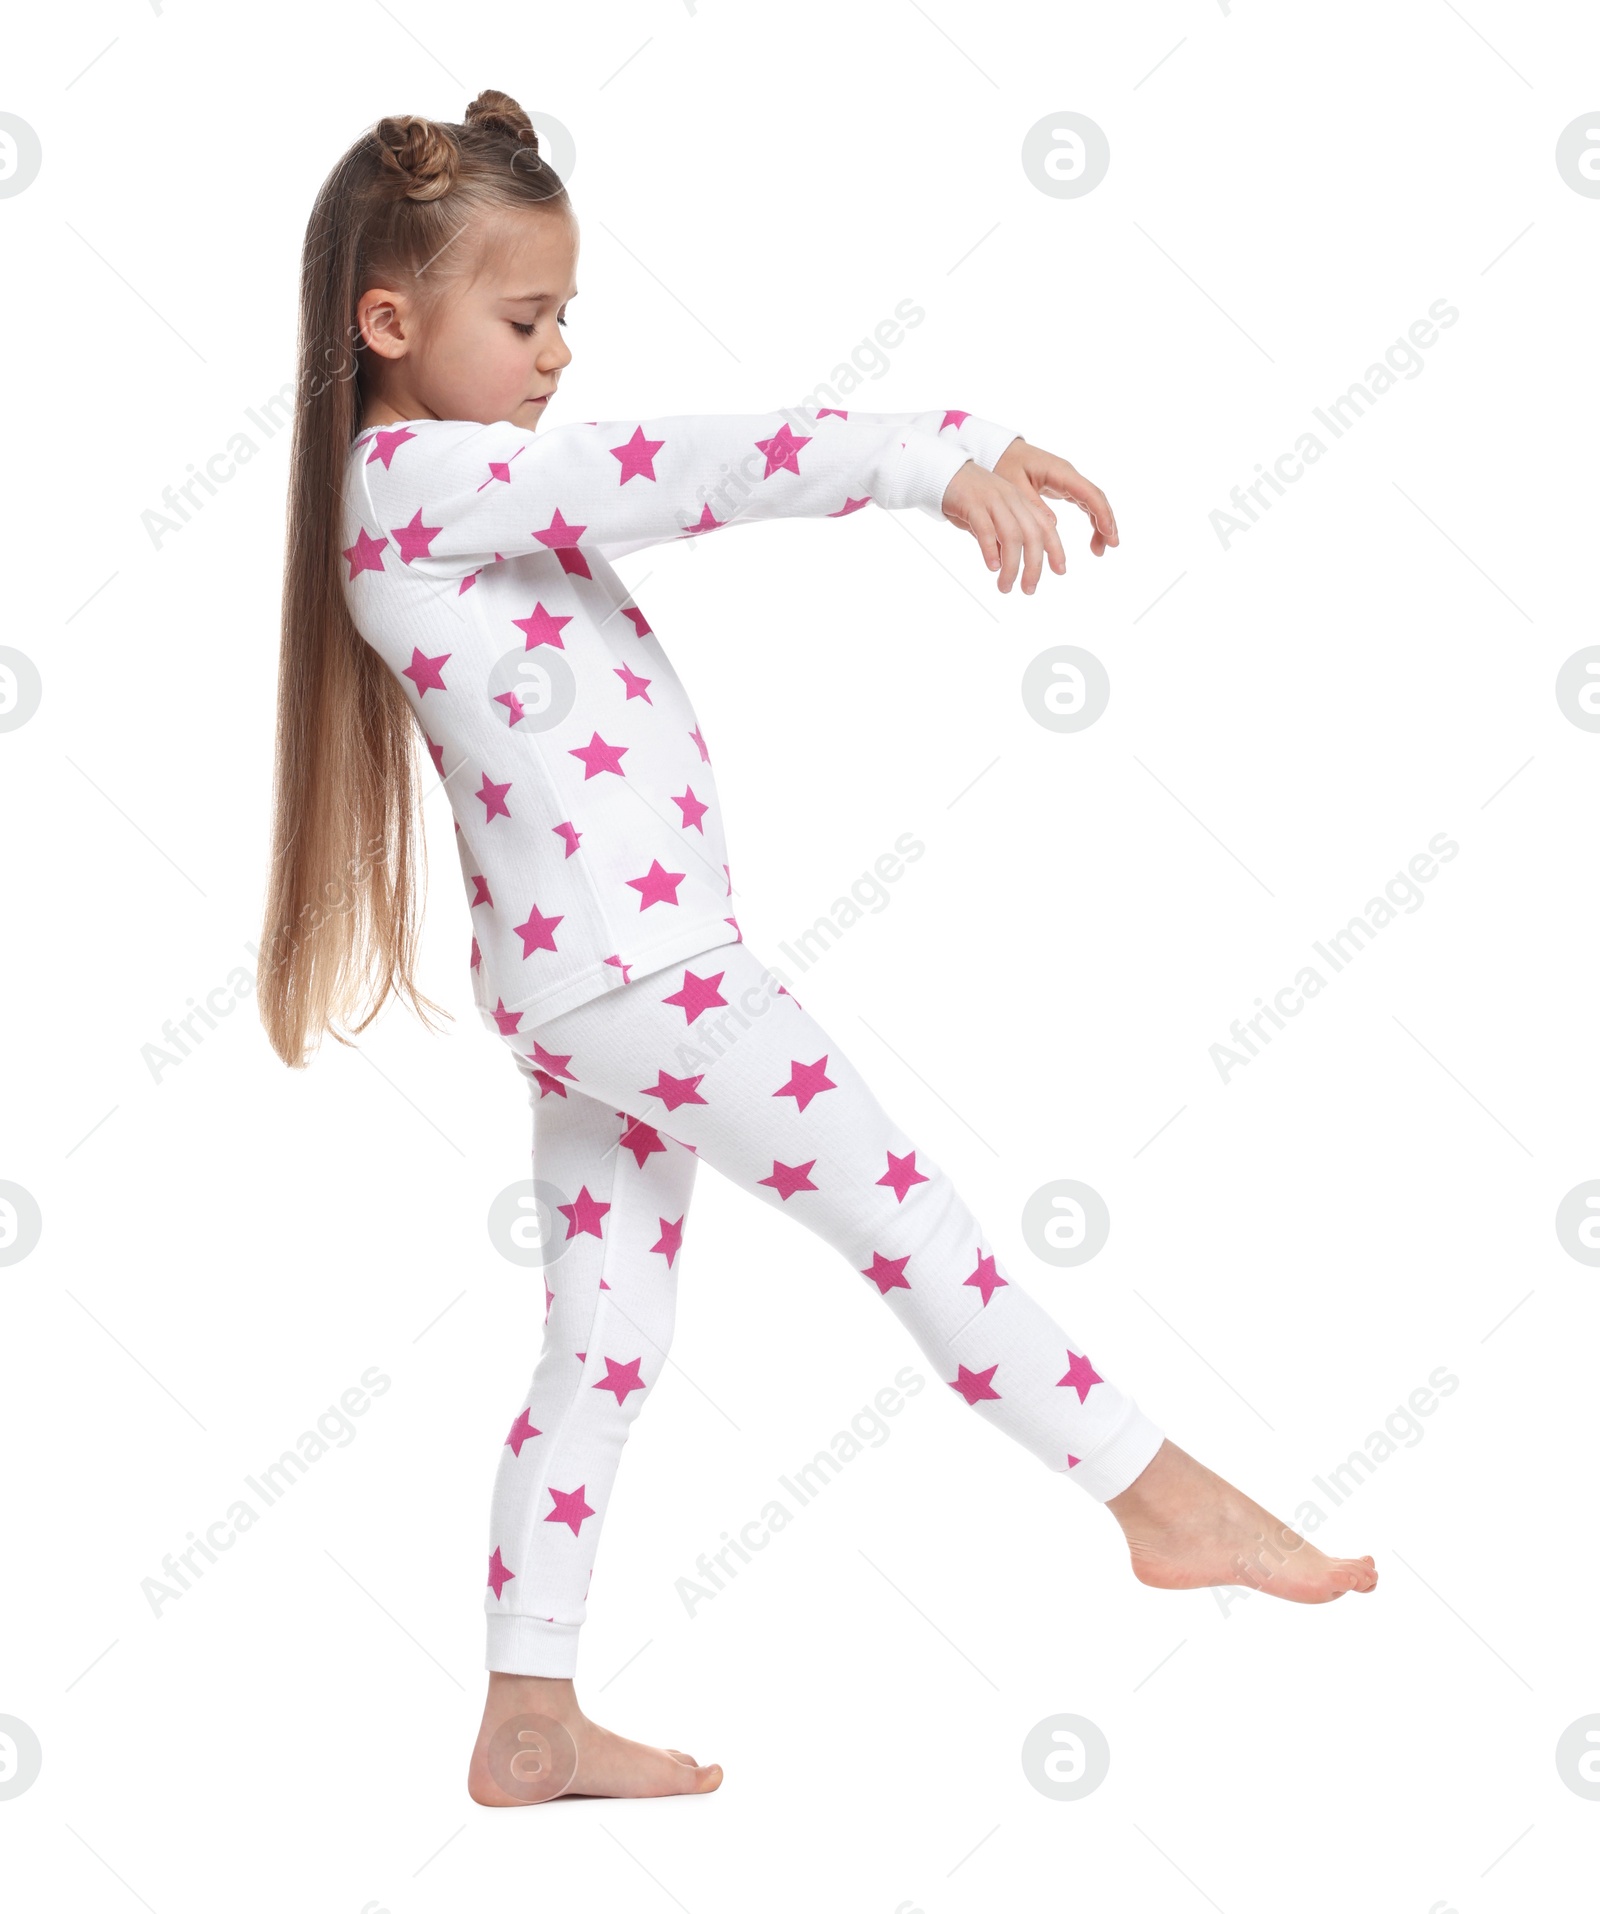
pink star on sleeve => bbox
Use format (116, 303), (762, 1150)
(754, 422), (811, 478)
(610, 426), (667, 483)
(940, 410), (971, 432)
(401, 647), (450, 695)
(366, 427), (416, 468)
(390, 508), (442, 563)
(342, 528), (388, 579)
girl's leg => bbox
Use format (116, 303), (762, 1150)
(469, 1063), (722, 1805)
(516, 942), (1376, 1605)
(485, 1069), (695, 1677)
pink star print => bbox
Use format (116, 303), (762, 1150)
(514, 902), (563, 957)
(754, 422), (811, 478)
(877, 1150), (931, 1203)
(678, 504), (726, 537)
(662, 967), (727, 1023)
(554, 821), (582, 857)
(477, 447), (525, 488)
(545, 1485), (596, 1536)
(610, 426), (666, 483)
(512, 602), (573, 649)
(622, 605), (653, 638)
(673, 786), (708, 831)
(476, 774), (512, 822)
(950, 1363), (1001, 1406)
(342, 528), (388, 579)
(505, 1409), (540, 1457)
(688, 725), (710, 763)
(861, 1251), (912, 1296)
(652, 1213), (685, 1266)
(366, 427), (415, 468)
(1058, 1351), (1103, 1403)
(402, 647), (449, 696)
(593, 1356), (647, 1405)
(828, 496), (872, 517)
(758, 1158), (818, 1201)
(626, 860), (685, 909)
(534, 507), (586, 551)
(614, 663), (653, 702)
(490, 999), (523, 1036)
(487, 1546), (516, 1597)
(940, 409), (971, 433)
(559, 1186), (611, 1239)
(965, 1251), (1008, 1306)
(390, 508), (442, 563)
(642, 1069), (708, 1113)
(527, 1040), (577, 1081)
(569, 731), (628, 778)
(774, 1056), (836, 1113)
(469, 875), (492, 908)
(619, 1116), (668, 1168)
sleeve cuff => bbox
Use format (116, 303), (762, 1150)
(876, 430), (974, 521)
(959, 417), (1024, 471)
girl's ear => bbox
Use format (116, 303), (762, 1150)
(357, 286), (411, 360)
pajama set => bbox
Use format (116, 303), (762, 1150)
(341, 401), (1166, 1678)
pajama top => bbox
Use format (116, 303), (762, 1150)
(340, 403), (1021, 1032)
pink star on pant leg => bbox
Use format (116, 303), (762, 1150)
(1057, 1351), (1103, 1403)
(513, 602), (572, 649)
(679, 504), (726, 537)
(514, 903), (563, 957)
(652, 1213), (685, 1266)
(554, 821), (582, 857)
(402, 646), (450, 696)
(569, 731), (629, 778)
(950, 1363), (1001, 1406)
(614, 663), (653, 702)
(532, 1069), (569, 1099)
(642, 1069), (708, 1112)
(965, 1250), (1008, 1306)
(622, 605), (653, 638)
(626, 860), (685, 909)
(939, 410), (971, 433)
(526, 1040), (577, 1081)
(774, 1056), (836, 1112)
(490, 999), (523, 1036)
(366, 427), (416, 468)
(758, 1158), (818, 1200)
(487, 1546), (516, 1597)
(343, 528), (388, 579)
(390, 508), (443, 562)
(619, 1117), (668, 1168)
(673, 785), (708, 831)
(827, 496), (872, 517)
(878, 1150), (931, 1203)
(558, 1185), (611, 1239)
(593, 1356), (646, 1405)
(469, 875), (493, 908)
(754, 422), (812, 478)
(689, 725), (710, 763)
(476, 774), (512, 822)
(861, 1251), (912, 1295)
(610, 426), (666, 482)
(545, 1485), (596, 1536)
(662, 967), (727, 1023)
(505, 1409), (541, 1456)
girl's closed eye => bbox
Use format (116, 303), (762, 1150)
(510, 313), (568, 336)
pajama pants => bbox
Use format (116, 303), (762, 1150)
(484, 940), (1166, 1678)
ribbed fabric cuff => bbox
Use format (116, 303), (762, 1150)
(878, 429), (973, 520)
(960, 417), (1024, 470)
(1061, 1403), (1166, 1502)
(487, 1613), (582, 1678)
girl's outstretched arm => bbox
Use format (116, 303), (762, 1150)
(345, 409), (983, 580)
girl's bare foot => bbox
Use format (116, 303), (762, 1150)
(466, 1672), (723, 1806)
(1106, 1438), (1378, 1603)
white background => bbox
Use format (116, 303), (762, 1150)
(3, 1), (1598, 1908)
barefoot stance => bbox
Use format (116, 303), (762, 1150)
(1108, 1439), (1378, 1603)
(467, 1673), (722, 1806)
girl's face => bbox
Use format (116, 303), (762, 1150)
(358, 207), (578, 429)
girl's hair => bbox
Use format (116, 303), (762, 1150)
(258, 88), (572, 1068)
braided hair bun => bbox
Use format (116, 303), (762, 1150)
(464, 88), (539, 149)
(373, 115), (458, 202)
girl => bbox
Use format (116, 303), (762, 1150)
(260, 90), (1377, 1807)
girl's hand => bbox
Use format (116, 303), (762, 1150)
(993, 439), (1119, 558)
(938, 460), (1067, 594)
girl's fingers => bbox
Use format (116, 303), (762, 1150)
(1044, 466), (1118, 547)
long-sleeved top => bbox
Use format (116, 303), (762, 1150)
(339, 403), (1020, 1034)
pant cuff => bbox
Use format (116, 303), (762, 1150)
(486, 1613), (582, 1678)
(1062, 1402), (1166, 1502)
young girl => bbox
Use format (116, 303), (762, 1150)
(260, 90), (1377, 1807)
